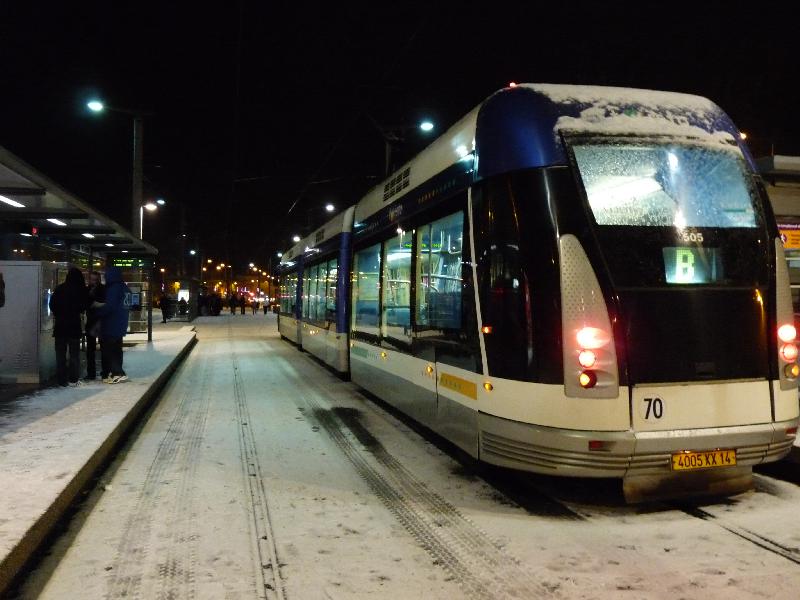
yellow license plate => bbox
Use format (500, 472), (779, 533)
(671, 449), (736, 471)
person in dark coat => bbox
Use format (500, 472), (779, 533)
(94, 266), (131, 384)
(85, 271), (106, 380)
(49, 267), (89, 386)
(239, 294), (246, 314)
(160, 293), (172, 323)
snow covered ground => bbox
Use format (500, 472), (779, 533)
(12, 314), (800, 599)
(0, 326), (196, 593)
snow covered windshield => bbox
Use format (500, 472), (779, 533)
(571, 141), (757, 228)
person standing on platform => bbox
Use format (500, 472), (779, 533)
(160, 292), (172, 323)
(95, 266), (131, 384)
(251, 298), (258, 314)
(85, 271), (105, 380)
(239, 294), (246, 314)
(49, 267), (89, 387)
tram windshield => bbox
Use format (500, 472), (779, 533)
(572, 141), (757, 229)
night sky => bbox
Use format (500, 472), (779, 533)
(2, 1), (798, 271)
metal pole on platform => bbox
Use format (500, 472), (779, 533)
(132, 115), (144, 239)
(147, 266), (153, 342)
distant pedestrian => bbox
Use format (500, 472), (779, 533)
(229, 294), (237, 314)
(85, 271), (106, 380)
(49, 267), (89, 387)
(251, 298), (258, 314)
(160, 293), (172, 323)
(239, 294), (246, 314)
(95, 266), (131, 384)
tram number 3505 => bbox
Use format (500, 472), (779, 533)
(643, 397), (664, 420)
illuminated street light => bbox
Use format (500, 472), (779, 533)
(420, 120), (434, 132)
(249, 262), (254, 267)
(325, 203), (335, 212)
(277, 252), (283, 258)
(87, 97), (150, 238)
(144, 202), (158, 211)
(292, 235), (301, 243)
(189, 249), (196, 255)
(156, 197), (166, 205)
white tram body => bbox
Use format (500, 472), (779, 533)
(278, 85), (799, 498)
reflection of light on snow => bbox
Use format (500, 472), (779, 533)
(674, 209), (687, 229)
(668, 152), (679, 171)
(586, 175), (662, 210)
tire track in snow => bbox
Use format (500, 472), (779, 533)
(104, 343), (211, 600)
(273, 351), (560, 599)
(229, 324), (286, 600)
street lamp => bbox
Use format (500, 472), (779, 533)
(325, 203), (335, 212)
(87, 98), (152, 239)
(369, 116), (436, 176)
(292, 235), (301, 243)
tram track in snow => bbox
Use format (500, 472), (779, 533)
(271, 344), (561, 600)
(674, 502), (800, 567)
(230, 323), (287, 600)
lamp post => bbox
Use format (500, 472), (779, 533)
(87, 99), (153, 238)
(368, 117), (435, 176)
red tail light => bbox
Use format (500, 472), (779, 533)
(579, 370), (597, 389)
(578, 349), (597, 368)
(780, 343), (798, 362)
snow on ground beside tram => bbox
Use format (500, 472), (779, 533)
(15, 315), (800, 599)
(0, 328), (195, 570)
(524, 83), (740, 147)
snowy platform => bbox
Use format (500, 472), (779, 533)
(0, 327), (196, 594)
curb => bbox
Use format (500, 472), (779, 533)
(0, 334), (197, 596)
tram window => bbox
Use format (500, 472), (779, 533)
(475, 178), (533, 380)
(572, 142), (757, 228)
(303, 264), (315, 319)
(326, 259), (338, 321)
(416, 212), (463, 330)
(352, 243), (381, 335)
(382, 229), (412, 345)
(314, 263), (323, 321)
(314, 261), (328, 322)
(281, 276), (289, 314)
(288, 272), (298, 315)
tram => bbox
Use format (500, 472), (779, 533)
(277, 84), (799, 500)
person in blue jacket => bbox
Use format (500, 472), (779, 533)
(94, 266), (131, 384)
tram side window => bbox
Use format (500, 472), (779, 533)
(352, 243), (381, 336)
(288, 272), (298, 316)
(303, 265), (313, 319)
(314, 261), (329, 322)
(282, 276), (289, 314)
(416, 212), (463, 331)
(325, 259), (338, 321)
(382, 229), (412, 346)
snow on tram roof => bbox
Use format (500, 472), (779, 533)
(524, 83), (739, 145)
